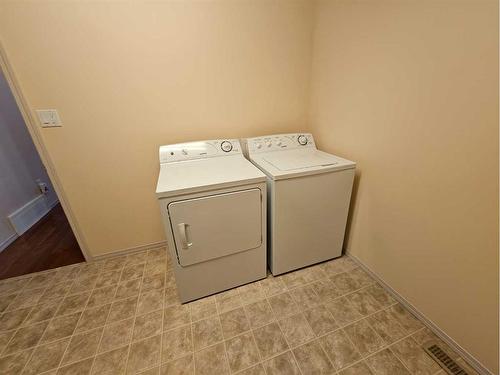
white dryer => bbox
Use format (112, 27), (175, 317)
(156, 139), (267, 303)
(242, 133), (355, 275)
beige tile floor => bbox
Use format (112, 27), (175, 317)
(0, 248), (478, 375)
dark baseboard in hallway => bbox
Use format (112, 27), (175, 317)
(0, 203), (85, 280)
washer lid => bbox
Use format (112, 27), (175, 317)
(249, 149), (356, 180)
(263, 149), (338, 171)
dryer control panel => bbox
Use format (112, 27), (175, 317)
(244, 133), (316, 154)
(160, 139), (242, 163)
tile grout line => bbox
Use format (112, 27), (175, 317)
(0, 275), (62, 358)
(324, 279), (367, 373)
(300, 303), (339, 374)
(340, 325), (427, 374)
(313, 304), (341, 375)
(51, 259), (127, 373)
(280, 283), (405, 372)
(266, 292), (305, 375)
(191, 320), (195, 375)
(239, 283), (269, 375)
(116, 257), (166, 374)
(156, 252), (167, 375)
(262, 263), (370, 373)
(254, 298), (280, 373)
(327, 292), (390, 373)
(123, 257), (150, 375)
(88, 308), (165, 370)
(361, 300), (419, 374)
(387, 338), (419, 374)
(0, 278), (68, 332)
(355, 296), (414, 374)
(214, 289), (233, 374)
(374, 327), (426, 374)
(280, 281), (322, 355)
(143, 252), (171, 373)
(150, 255), (188, 371)
(17, 266), (83, 374)
(53, 263), (106, 373)
(87, 267), (123, 375)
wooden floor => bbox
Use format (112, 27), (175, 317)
(0, 203), (85, 280)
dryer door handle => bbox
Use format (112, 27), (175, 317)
(177, 223), (193, 250)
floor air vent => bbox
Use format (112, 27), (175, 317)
(424, 343), (468, 375)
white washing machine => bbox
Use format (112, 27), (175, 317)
(156, 139), (267, 303)
(242, 133), (356, 275)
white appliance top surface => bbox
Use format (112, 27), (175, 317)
(263, 149), (338, 171)
(156, 139), (266, 197)
(244, 133), (356, 180)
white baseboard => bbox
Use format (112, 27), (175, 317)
(347, 251), (494, 375)
(0, 233), (18, 253)
(7, 194), (59, 235)
(92, 240), (167, 261)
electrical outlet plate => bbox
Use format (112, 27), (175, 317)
(37, 181), (48, 194)
(36, 109), (62, 127)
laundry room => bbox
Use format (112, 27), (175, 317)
(0, 1), (497, 375)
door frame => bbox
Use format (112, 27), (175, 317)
(0, 41), (91, 261)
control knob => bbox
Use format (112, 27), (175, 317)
(220, 141), (233, 152)
(297, 135), (308, 145)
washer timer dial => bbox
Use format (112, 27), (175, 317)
(220, 141), (233, 152)
(297, 135), (308, 145)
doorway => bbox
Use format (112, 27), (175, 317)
(0, 69), (85, 280)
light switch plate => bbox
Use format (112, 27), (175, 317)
(36, 109), (62, 127)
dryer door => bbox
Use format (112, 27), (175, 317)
(168, 188), (262, 266)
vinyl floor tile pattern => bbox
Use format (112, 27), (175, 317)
(0, 249), (476, 375)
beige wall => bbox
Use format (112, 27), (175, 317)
(308, 0), (498, 373)
(0, 0), (313, 256)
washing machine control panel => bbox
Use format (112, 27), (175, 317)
(160, 139), (242, 163)
(246, 133), (316, 154)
